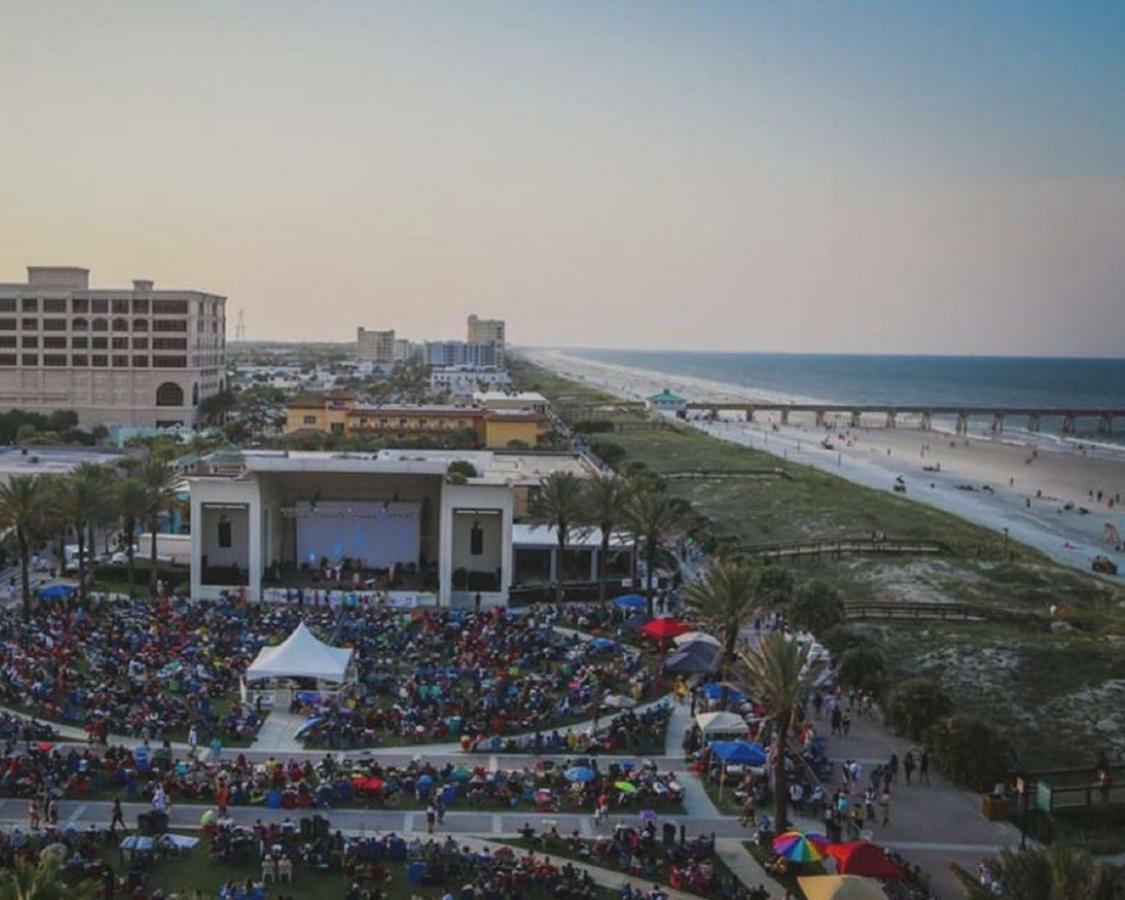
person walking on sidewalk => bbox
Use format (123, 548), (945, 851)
(880, 788), (892, 827)
(903, 751), (916, 785)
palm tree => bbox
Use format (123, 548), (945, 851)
(952, 844), (1124, 899)
(58, 463), (113, 608)
(684, 559), (757, 668)
(624, 486), (685, 618)
(0, 475), (45, 618)
(140, 459), (179, 595)
(117, 477), (153, 598)
(0, 851), (101, 899)
(528, 471), (587, 604)
(582, 471), (629, 603)
(738, 631), (818, 829)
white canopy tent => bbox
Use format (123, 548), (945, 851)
(695, 711), (750, 737)
(245, 623), (354, 683)
(673, 631), (721, 648)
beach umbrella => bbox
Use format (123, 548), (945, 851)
(613, 594), (647, 611)
(826, 842), (909, 880)
(614, 781), (637, 793)
(564, 766), (597, 783)
(589, 638), (617, 650)
(773, 831), (830, 864)
(640, 618), (691, 641)
(362, 777), (386, 792)
(418, 774), (434, 786)
(639, 809), (657, 822)
(37, 584), (75, 601)
(295, 716), (324, 737)
(673, 631), (721, 648)
(34, 741), (54, 753)
(797, 875), (888, 900)
(602, 694), (637, 709)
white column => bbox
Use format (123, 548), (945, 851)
(189, 491), (203, 600)
(437, 482), (453, 606)
(500, 491), (514, 601)
(247, 493), (263, 602)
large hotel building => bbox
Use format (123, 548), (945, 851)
(0, 266), (226, 428)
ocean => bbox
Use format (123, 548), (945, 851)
(564, 349), (1125, 444)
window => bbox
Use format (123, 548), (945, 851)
(132, 337), (148, 350)
(0, 354), (16, 366)
(0, 299), (14, 313)
(153, 337), (187, 350)
(71, 354), (88, 367)
(43, 354), (66, 367)
(133, 299), (149, 314)
(113, 355), (129, 368)
(21, 353), (37, 366)
(217, 515), (232, 548)
(153, 319), (187, 332)
(330, 422), (344, 435)
(112, 317), (129, 331)
(43, 299), (67, 313)
(72, 298), (88, 313)
(303, 415), (317, 426)
(21, 318), (38, 330)
(72, 317), (88, 331)
(153, 300), (188, 315)
(43, 336), (66, 349)
(71, 336), (88, 349)
(91, 355), (108, 367)
(92, 318), (108, 332)
(21, 298), (37, 312)
(91, 299), (108, 313)
(21, 336), (37, 348)
(152, 355), (187, 368)
(112, 299), (129, 314)
(0, 319), (15, 330)
(92, 337), (108, 349)
(0, 336), (13, 347)
(155, 381), (184, 406)
(112, 337), (128, 349)
(133, 356), (148, 368)
(133, 318), (149, 331)
(42, 319), (66, 331)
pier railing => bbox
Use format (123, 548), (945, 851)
(741, 536), (948, 561)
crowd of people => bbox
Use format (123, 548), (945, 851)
(0, 594), (298, 744)
(299, 606), (657, 748)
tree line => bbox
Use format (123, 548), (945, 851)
(0, 455), (180, 617)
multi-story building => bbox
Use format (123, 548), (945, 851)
(423, 340), (504, 369)
(430, 367), (511, 396)
(467, 314), (505, 345)
(356, 327), (396, 363)
(0, 266), (226, 428)
(284, 394), (546, 449)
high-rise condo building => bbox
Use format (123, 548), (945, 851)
(357, 327), (397, 363)
(467, 314), (505, 345)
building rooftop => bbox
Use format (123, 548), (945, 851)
(189, 448), (595, 486)
(0, 446), (134, 480)
(473, 391), (547, 404)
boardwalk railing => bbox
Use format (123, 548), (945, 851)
(741, 536), (947, 561)
(844, 601), (980, 621)
(1030, 764), (1125, 812)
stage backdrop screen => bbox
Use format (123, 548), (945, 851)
(294, 500), (420, 568)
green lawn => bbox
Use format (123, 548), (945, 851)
(88, 834), (620, 900)
(494, 834), (742, 898)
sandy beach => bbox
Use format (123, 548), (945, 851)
(530, 349), (1125, 576)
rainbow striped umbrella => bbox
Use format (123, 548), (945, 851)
(772, 831), (830, 863)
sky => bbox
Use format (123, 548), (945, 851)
(1, 1), (1123, 355)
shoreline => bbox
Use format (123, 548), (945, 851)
(529, 349), (1125, 576)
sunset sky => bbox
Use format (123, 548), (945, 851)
(2, 1), (1123, 354)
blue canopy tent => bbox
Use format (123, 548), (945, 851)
(38, 584), (76, 602)
(709, 740), (766, 766)
(709, 740), (766, 802)
(664, 642), (720, 674)
(613, 594), (647, 611)
(702, 682), (746, 703)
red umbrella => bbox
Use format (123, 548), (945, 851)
(362, 777), (386, 792)
(640, 618), (691, 641)
(827, 842), (909, 880)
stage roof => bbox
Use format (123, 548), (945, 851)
(512, 524), (629, 549)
